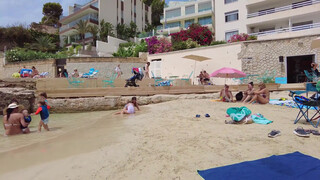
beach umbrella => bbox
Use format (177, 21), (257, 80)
(182, 55), (211, 84)
(210, 67), (246, 83)
(311, 37), (320, 49)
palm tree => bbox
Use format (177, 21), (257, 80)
(99, 19), (114, 42)
(75, 20), (89, 50)
(31, 36), (56, 52)
(88, 25), (99, 46)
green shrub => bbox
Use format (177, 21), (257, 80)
(75, 45), (82, 54)
(211, 40), (226, 46)
(172, 41), (188, 51)
(247, 35), (257, 40)
(112, 46), (134, 57)
(119, 42), (135, 48)
(185, 38), (199, 49)
(6, 48), (67, 62)
(133, 41), (148, 57)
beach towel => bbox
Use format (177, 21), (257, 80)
(269, 99), (317, 110)
(198, 151), (320, 180)
(251, 113), (272, 125)
(226, 107), (251, 121)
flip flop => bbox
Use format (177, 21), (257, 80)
(311, 130), (320, 136)
(268, 130), (281, 138)
(196, 114), (200, 118)
(293, 127), (310, 137)
(205, 114), (210, 118)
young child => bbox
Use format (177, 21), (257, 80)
(32, 101), (51, 132)
(115, 97), (140, 115)
(21, 109), (31, 133)
(39, 92), (48, 105)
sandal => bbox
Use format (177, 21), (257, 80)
(268, 130), (281, 138)
(293, 127), (310, 137)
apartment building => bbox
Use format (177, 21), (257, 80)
(215, 0), (320, 41)
(59, 0), (152, 46)
(158, 0), (214, 34)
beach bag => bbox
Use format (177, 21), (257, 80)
(226, 106), (252, 121)
(235, 92), (243, 101)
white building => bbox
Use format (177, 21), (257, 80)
(59, 0), (152, 46)
(158, 0), (214, 35)
(215, 0), (320, 41)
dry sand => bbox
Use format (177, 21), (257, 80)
(1, 91), (320, 180)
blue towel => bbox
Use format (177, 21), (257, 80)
(251, 113), (272, 125)
(198, 152), (320, 180)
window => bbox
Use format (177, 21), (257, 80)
(198, 16), (212, 26)
(225, 0), (237, 4)
(165, 22), (180, 29)
(185, 19), (194, 28)
(198, 2), (212, 12)
(225, 30), (238, 41)
(225, 10), (238, 22)
(165, 8), (181, 19)
(185, 5), (195, 15)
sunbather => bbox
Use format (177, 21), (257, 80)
(241, 82), (254, 103)
(220, 84), (233, 102)
(247, 82), (270, 104)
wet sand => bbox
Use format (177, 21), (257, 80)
(1, 92), (320, 179)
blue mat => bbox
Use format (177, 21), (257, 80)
(198, 152), (320, 180)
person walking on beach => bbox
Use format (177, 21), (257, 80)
(3, 103), (29, 136)
(32, 101), (51, 132)
(144, 62), (150, 78)
(115, 64), (122, 78)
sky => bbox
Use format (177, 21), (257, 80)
(0, 0), (188, 27)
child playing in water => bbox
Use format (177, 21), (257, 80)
(21, 109), (31, 133)
(39, 92), (48, 105)
(32, 101), (51, 132)
(115, 97), (140, 115)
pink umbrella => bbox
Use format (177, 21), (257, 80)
(210, 67), (246, 83)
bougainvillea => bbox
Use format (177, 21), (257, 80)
(145, 36), (172, 54)
(170, 23), (213, 46)
(228, 33), (257, 43)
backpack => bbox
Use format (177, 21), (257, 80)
(235, 92), (243, 101)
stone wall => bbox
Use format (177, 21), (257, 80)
(47, 94), (219, 113)
(0, 88), (35, 115)
(0, 58), (56, 79)
(66, 57), (146, 79)
(238, 35), (320, 83)
(0, 57), (146, 79)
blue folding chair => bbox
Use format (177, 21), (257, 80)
(289, 91), (320, 128)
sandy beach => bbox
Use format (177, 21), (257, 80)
(1, 92), (320, 180)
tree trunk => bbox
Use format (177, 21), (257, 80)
(82, 34), (85, 50)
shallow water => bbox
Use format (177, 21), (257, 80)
(0, 110), (131, 174)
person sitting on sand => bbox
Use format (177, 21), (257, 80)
(3, 103), (29, 136)
(220, 84), (233, 102)
(247, 82), (270, 104)
(115, 97), (140, 115)
(197, 71), (204, 85)
(241, 82), (254, 103)
(72, 69), (79, 78)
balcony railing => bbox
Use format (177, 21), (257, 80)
(248, 22), (320, 36)
(247, 0), (320, 18)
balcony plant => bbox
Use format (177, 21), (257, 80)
(228, 33), (257, 43)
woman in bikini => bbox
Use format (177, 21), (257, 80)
(247, 82), (270, 104)
(241, 82), (254, 103)
(3, 103), (29, 136)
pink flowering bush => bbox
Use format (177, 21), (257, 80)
(145, 36), (172, 54)
(170, 23), (213, 46)
(228, 33), (257, 43)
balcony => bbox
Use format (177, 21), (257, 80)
(60, 14), (98, 34)
(248, 22), (320, 39)
(247, 0), (320, 18)
(160, 9), (212, 23)
(60, 5), (99, 24)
